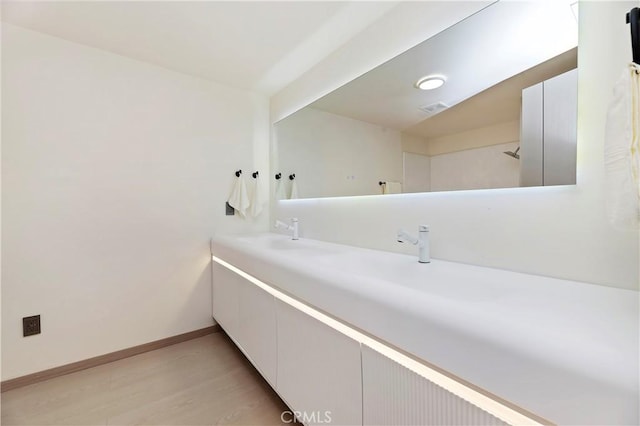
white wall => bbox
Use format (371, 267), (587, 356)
(430, 142), (520, 192)
(401, 132), (430, 157)
(273, 2), (639, 290)
(275, 107), (402, 198)
(1, 24), (269, 380)
(425, 121), (520, 156)
(403, 152), (431, 193)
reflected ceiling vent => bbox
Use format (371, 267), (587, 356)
(418, 101), (449, 115)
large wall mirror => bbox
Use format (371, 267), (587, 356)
(274, 1), (579, 199)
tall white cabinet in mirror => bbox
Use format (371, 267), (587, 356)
(520, 69), (578, 186)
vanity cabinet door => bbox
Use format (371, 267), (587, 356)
(276, 299), (362, 426)
(237, 277), (277, 386)
(212, 262), (240, 340)
(361, 344), (507, 426)
(211, 262), (277, 386)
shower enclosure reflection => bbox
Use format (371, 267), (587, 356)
(274, 1), (578, 199)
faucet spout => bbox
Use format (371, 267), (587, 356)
(397, 229), (419, 245)
(397, 225), (430, 263)
(275, 217), (299, 240)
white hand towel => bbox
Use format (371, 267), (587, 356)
(228, 174), (250, 218)
(289, 179), (299, 199)
(275, 179), (286, 201)
(382, 181), (402, 194)
(249, 176), (265, 218)
(604, 63), (640, 229)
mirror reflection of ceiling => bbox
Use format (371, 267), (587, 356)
(309, 1), (578, 136)
(406, 47), (577, 140)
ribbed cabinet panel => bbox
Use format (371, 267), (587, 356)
(362, 344), (508, 426)
(276, 299), (363, 426)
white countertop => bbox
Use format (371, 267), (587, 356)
(211, 233), (639, 425)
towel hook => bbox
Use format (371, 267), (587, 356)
(275, 173), (282, 180)
(235, 170), (242, 177)
(252, 171), (259, 178)
(627, 7), (640, 65)
(379, 181), (386, 186)
(289, 174), (296, 180)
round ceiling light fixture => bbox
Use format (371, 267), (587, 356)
(415, 75), (446, 90)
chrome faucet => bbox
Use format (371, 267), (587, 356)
(397, 225), (430, 263)
(275, 217), (299, 240)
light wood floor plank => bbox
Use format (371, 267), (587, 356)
(1, 333), (288, 425)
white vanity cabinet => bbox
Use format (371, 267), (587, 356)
(212, 259), (528, 426)
(361, 345), (507, 426)
(212, 261), (362, 424)
(211, 262), (277, 386)
(211, 234), (639, 426)
(275, 299), (363, 426)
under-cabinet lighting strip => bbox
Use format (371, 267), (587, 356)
(211, 255), (544, 426)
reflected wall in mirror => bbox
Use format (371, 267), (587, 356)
(274, 1), (579, 199)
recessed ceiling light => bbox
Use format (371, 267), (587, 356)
(415, 75), (446, 90)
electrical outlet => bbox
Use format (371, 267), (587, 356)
(225, 202), (235, 216)
(23, 315), (41, 337)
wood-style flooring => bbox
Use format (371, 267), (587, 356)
(1, 332), (289, 425)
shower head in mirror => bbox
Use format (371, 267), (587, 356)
(503, 147), (520, 160)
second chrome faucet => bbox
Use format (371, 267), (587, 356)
(397, 225), (430, 263)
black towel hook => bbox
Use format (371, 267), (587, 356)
(235, 169), (242, 177)
(252, 171), (259, 178)
(275, 173), (282, 180)
(289, 174), (296, 180)
(379, 181), (386, 186)
(627, 7), (640, 65)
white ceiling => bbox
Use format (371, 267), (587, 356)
(310, 0), (579, 136)
(1, 1), (398, 95)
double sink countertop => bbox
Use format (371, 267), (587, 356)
(211, 233), (639, 426)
